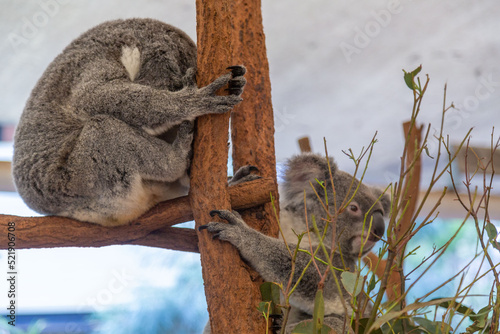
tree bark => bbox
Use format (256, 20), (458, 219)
(191, 0), (272, 332)
(229, 1), (280, 332)
(230, 0), (280, 236)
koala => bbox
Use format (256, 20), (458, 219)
(12, 18), (246, 226)
(200, 153), (390, 333)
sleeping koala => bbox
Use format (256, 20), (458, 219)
(200, 153), (390, 333)
(12, 18), (246, 226)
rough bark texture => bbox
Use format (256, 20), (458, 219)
(192, 0), (273, 333)
(0, 178), (274, 251)
(230, 0), (279, 236)
(229, 1), (280, 332)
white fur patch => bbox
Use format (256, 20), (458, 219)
(120, 46), (141, 81)
(142, 116), (195, 136)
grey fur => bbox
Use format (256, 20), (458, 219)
(201, 153), (390, 333)
(13, 18), (246, 226)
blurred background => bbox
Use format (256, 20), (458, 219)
(0, 0), (499, 333)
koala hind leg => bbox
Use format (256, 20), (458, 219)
(56, 115), (193, 225)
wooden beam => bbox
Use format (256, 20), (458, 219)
(0, 177), (275, 250)
(298, 136), (312, 153)
(454, 144), (500, 175)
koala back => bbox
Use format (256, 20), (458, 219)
(12, 19), (198, 223)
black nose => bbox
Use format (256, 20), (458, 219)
(370, 212), (385, 241)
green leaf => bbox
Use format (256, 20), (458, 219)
(291, 320), (336, 334)
(313, 289), (325, 333)
(485, 222), (498, 240)
(257, 301), (271, 315)
(355, 318), (383, 334)
(469, 305), (491, 327)
(366, 274), (376, 294)
(437, 300), (475, 316)
(380, 318), (419, 334)
(485, 222), (500, 251)
(403, 65), (422, 90)
(423, 145), (434, 159)
(260, 282), (282, 315)
(413, 317), (443, 334)
(341, 271), (362, 297)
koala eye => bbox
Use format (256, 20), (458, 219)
(348, 203), (359, 213)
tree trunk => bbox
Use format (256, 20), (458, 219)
(191, 0), (275, 332)
(229, 2), (281, 332)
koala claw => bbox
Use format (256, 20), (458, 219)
(227, 65), (246, 77)
(226, 71), (247, 96)
(198, 224), (209, 231)
(229, 165), (261, 186)
(209, 210), (221, 218)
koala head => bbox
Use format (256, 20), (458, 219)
(282, 153), (391, 258)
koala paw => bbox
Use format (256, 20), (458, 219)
(229, 165), (261, 186)
(196, 65), (247, 114)
(225, 65), (247, 96)
(174, 121), (194, 162)
(199, 210), (247, 246)
(176, 120), (194, 143)
(181, 67), (197, 87)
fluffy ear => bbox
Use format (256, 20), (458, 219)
(370, 187), (391, 216)
(283, 153), (337, 196)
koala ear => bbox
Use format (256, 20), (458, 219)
(284, 153), (337, 196)
(370, 187), (391, 216)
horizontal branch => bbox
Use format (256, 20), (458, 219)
(0, 177), (275, 250)
(127, 226), (199, 253)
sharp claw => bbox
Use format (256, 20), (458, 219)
(226, 65), (246, 77)
(225, 87), (243, 95)
(198, 224), (209, 231)
(209, 210), (221, 217)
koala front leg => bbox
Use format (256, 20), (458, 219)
(200, 211), (324, 296)
(72, 65), (246, 131)
(200, 210), (294, 284)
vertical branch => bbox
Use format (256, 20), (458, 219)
(229, 1), (279, 331)
(230, 0), (279, 236)
(191, 1), (266, 333)
(391, 121), (422, 304)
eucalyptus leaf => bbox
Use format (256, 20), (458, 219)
(354, 318), (383, 334)
(260, 282), (282, 315)
(413, 317), (443, 334)
(313, 289), (325, 333)
(291, 320), (336, 334)
(485, 222), (498, 241)
(367, 274), (376, 294)
(341, 271), (362, 297)
(257, 301), (271, 314)
(403, 65), (422, 90)
(437, 300), (475, 316)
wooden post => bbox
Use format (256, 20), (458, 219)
(191, 0), (271, 332)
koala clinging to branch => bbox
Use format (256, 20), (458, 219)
(13, 18), (246, 226)
(200, 153), (390, 333)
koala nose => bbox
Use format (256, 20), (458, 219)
(370, 212), (385, 241)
